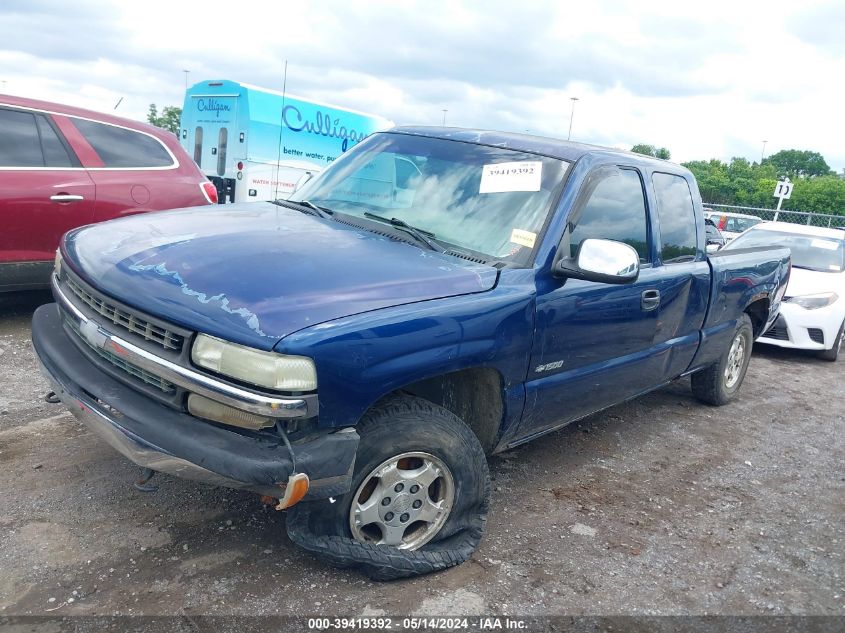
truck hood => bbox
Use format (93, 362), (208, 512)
(63, 203), (498, 350)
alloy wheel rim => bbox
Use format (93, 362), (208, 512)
(724, 333), (746, 388)
(349, 451), (455, 551)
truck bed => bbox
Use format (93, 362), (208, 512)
(688, 245), (791, 371)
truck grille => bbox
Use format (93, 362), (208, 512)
(763, 317), (789, 341)
(65, 273), (184, 351)
(65, 317), (176, 393)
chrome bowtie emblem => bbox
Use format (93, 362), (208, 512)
(80, 320), (108, 350)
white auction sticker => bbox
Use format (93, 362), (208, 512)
(479, 161), (542, 193)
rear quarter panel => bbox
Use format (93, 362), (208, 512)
(57, 114), (211, 222)
(688, 246), (791, 370)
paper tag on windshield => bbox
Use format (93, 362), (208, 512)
(480, 161), (542, 193)
(811, 239), (838, 250)
(510, 228), (537, 248)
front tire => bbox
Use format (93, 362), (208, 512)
(817, 318), (844, 362)
(692, 313), (754, 405)
(286, 395), (490, 580)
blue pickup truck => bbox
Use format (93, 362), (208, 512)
(32, 127), (790, 579)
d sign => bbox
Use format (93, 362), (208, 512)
(773, 180), (793, 200)
(773, 178), (793, 220)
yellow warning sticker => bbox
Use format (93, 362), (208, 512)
(510, 228), (537, 248)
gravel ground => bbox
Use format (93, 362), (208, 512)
(0, 290), (842, 618)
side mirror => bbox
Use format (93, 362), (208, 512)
(554, 238), (640, 284)
(706, 243), (721, 254)
(293, 171), (313, 192)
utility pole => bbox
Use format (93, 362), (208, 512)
(567, 97), (579, 141)
(761, 140), (768, 163)
(183, 69), (190, 91)
(441, 109), (448, 125)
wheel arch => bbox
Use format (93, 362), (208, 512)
(370, 366), (506, 454)
(744, 296), (770, 338)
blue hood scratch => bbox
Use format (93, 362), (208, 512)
(128, 262), (267, 337)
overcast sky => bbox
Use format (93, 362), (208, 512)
(2, 0), (843, 171)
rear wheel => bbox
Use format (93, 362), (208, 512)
(692, 313), (754, 405)
(286, 395), (490, 580)
(818, 318), (844, 362)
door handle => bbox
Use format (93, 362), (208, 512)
(50, 194), (84, 203)
(641, 289), (660, 311)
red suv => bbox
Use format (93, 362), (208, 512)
(0, 95), (218, 291)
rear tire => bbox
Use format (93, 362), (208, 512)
(286, 395), (490, 580)
(817, 318), (844, 362)
(692, 313), (754, 406)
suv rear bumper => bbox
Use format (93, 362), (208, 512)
(32, 303), (358, 499)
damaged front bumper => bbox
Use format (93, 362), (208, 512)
(32, 303), (358, 501)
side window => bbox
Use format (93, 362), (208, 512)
(71, 118), (174, 168)
(652, 172), (697, 263)
(0, 108), (43, 167)
(194, 126), (203, 166)
(567, 168), (650, 262)
(35, 115), (74, 167)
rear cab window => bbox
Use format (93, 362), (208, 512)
(71, 118), (175, 168)
(652, 172), (698, 263)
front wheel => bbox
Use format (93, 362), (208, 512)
(691, 313), (754, 406)
(286, 395), (490, 580)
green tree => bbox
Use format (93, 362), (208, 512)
(631, 144), (671, 160)
(763, 149), (832, 179)
(788, 176), (845, 214)
(147, 104), (182, 135)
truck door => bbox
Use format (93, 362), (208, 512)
(647, 172), (710, 380)
(520, 166), (664, 437)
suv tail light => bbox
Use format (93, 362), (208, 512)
(200, 181), (218, 204)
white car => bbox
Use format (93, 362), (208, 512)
(703, 210), (764, 242)
(724, 222), (845, 361)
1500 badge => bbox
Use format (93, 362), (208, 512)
(535, 360), (564, 373)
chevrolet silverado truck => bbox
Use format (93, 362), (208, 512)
(32, 127), (791, 579)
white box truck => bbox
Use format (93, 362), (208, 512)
(180, 79), (393, 203)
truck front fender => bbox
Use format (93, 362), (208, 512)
(275, 283), (535, 433)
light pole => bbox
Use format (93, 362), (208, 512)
(567, 97), (579, 141)
(182, 69), (190, 91)
(761, 140), (768, 163)
(442, 109), (448, 125)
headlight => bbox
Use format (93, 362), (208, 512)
(786, 292), (839, 310)
(54, 249), (62, 276)
(191, 334), (317, 391)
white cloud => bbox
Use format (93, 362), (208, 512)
(1, 0), (843, 170)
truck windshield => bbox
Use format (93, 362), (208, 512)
(727, 229), (845, 272)
(289, 132), (570, 265)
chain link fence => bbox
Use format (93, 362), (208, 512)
(703, 203), (845, 229)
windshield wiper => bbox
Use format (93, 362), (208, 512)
(300, 200), (333, 218)
(271, 199), (333, 219)
(363, 212), (444, 252)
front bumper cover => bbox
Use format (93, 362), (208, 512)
(758, 301), (844, 351)
(32, 303), (358, 499)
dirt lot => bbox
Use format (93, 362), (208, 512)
(1, 290), (842, 618)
